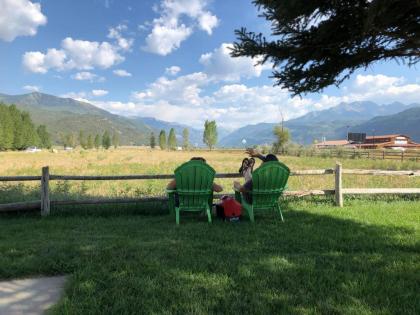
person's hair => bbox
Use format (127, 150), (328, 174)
(190, 157), (206, 163)
(263, 154), (278, 162)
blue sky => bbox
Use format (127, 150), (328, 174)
(1, 0), (419, 130)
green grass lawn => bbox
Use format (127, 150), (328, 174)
(0, 199), (419, 314)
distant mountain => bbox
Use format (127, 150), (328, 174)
(0, 92), (152, 145)
(288, 101), (414, 124)
(343, 107), (420, 142)
(220, 101), (420, 146)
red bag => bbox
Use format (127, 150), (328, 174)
(221, 197), (242, 218)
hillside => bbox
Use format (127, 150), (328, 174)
(0, 92), (152, 145)
(288, 101), (412, 124)
(345, 107), (420, 142)
(220, 101), (419, 146)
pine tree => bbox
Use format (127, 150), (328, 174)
(20, 111), (39, 149)
(63, 133), (76, 148)
(87, 135), (94, 149)
(102, 131), (111, 149)
(0, 103), (14, 150)
(182, 128), (189, 150)
(112, 132), (120, 149)
(94, 134), (101, 149)
(232, 0), (420, 95)
(79, 130), (87, 149)
(37, 125), (52, 149)
(167, 128), (177, 150)
(150, 132), (156, 149)
(9, 105), (24, 150)
(159, 130), (167, 150)
(203, 120), (218, 150)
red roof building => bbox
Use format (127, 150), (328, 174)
(315, 134), (420, 150)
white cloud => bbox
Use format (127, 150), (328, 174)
(23, 85), (40, 92)
(144, 24), (192, 56)
(107, 24), (134, 51)
(132, 72), (210, 106)
(91, 89), (109, 97)
(143, 0), (218, 55)
(71, 71), (105, 82)
(65, 73), (420, 131)
(22, 49), (66, 73)
(113, 69), (132, 77)
(200, 43), (270, 82)
(198, 11), (218, 35)
(61, 91), (88, 100)
(165, 66), (181, 76)
(23, 37), (125, 73)
(0, 0), (47, 42)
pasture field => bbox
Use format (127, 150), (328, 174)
(0, 147), (419, 205)
(0, 148), (419, 314)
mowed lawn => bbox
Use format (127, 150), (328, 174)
(0, 199), (419, 314)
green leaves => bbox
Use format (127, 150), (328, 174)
(232, 0), (420, 95)
(167, 128), (177, 150)
(203, 120), (218, 150)
(0, 103), (42, 150)
(159, 130), (167, 150)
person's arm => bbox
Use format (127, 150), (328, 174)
(167, 179), (176, 190)
(212, 183), (223, 192)
(234, 179), (252, 192)
(245, 148), (265, 161)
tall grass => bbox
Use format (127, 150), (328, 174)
(0, 148), (419, 204)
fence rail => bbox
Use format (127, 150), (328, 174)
(311, 149), (420, 161)
(0, 164), (419, 215)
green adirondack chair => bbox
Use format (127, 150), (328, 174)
(235, 161), (290, 222)
(167, 160), (215, 224)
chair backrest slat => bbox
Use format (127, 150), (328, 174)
(251, 161), (290, 208)
(175, 160), (215, 208)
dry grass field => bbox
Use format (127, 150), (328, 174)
(0, 147), (419, 204)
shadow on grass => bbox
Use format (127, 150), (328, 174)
(0, 201), (418, 314)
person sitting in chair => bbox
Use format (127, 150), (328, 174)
(167, 157), (223, 192)
(233, 149), (280, 203)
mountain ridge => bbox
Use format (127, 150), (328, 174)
(1, 92), (418, 147)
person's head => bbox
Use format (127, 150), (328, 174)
(263, 154), (278, 163)
(190, 157), (206, 163)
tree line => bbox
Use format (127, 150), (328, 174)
(0, 103), (51, 150)
(151, 120), (218, 150)
(61, 130), (120, 150)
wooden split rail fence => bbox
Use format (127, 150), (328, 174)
(0, 163), (419, 215)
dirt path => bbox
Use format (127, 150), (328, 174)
(0, 276), (66, 315)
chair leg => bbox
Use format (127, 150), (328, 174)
(167, 191), (175, 215)
(234, 191), (241, 202)
(176, 208), (180, 225)
(206, 206), (212, 223)
(277, 204), (284, 222)
(249, 206), (255, 223)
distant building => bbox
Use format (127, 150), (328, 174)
(25, 146), (42, 153)
(315, 140), (356, 149)
(315, 134), (420, 150)
(357, 134), (420, 150)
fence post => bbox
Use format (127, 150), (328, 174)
(401, 151), (404, 162)
(383, 151), (385, 160)
(41, 166), (50, 216)
(335, 162), (343, 207)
